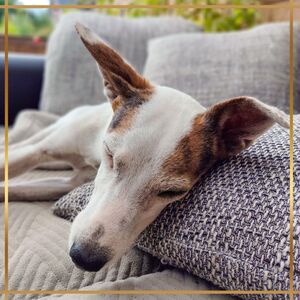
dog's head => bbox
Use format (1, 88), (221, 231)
(69, 23), (289, 272)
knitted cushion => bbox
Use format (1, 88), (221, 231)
(143, 23), (300, 113)
(40, 12), (199, 115)
(53, 181), (94, 222)
(53, 117), (300, 299)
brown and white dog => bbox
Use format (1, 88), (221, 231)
(0, 23), (289, 272)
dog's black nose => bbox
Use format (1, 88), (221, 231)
(69, 243), (111, 272)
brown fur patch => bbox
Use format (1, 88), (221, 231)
(203, 96), (272, 158)
(161, 114), (217, 186)
(161, 96), (275, 182)
(111, 95), (122, 112)
(109, 87), (154, 133)
(109, 104), (139, 133)
(78, 25), (154, 133)
(78, 33), (152, 98)
(81, 38), (152, 91)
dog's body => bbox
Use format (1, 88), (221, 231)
(0, 23), (289, 272)
(0, 104), (111, 200)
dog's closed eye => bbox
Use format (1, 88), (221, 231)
(104, 142), (114, 169)
(157, 190), (187, 199)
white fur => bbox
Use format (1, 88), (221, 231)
(75, 23), (102, 46)
(69, 85), (206, 260)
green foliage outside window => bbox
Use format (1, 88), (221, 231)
(96, 0), (260, 32)
(1, 0), (261, 39)
(0, 9), (53, 39)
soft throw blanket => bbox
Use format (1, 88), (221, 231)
(0, 200), (235, 300)
(0, 110), (70, 170)
(1, 110), (236, 299)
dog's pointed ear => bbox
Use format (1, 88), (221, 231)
(203, 96), (289, 159)
(75, 23), (152, 111)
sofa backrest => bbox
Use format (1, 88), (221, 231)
(143, 22), (300, 114)
(39, 12), (200, 115)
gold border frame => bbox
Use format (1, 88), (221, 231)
(3, 1), (9, 299)
(1, 1), (297, 299)
(0, 4), (294, 8)
(289, 2), (295, 298)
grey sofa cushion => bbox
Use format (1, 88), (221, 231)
(53, 116), (300, 299)
(40, 12), (199, 115)
(144, 22), (300, 113)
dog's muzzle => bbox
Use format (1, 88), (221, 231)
(69, 242), (112, 272)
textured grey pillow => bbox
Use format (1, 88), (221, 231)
(144, 23), (300, 113)
(137, 123), (299, 297)
(53, 116), (300, 299)
(53, 181), (93, 222)
(40, 12), (199, 115)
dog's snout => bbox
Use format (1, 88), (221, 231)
(69, 243), (111, 272)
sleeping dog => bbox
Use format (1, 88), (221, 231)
(0, 23), (289, 272)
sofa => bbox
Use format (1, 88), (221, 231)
(0, 12), (299, 300)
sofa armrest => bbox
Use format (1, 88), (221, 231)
(0, 53), (45, 126)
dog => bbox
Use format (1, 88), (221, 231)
(0, 23), (289, 272)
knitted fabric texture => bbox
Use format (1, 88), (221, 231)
(53, 119), (300, 299)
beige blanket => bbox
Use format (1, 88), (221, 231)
(0, 110), (235, 300)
